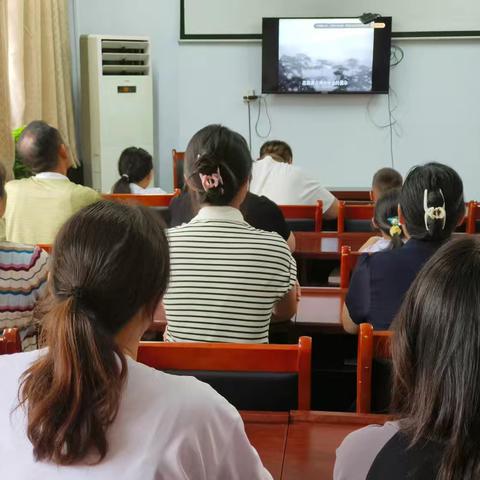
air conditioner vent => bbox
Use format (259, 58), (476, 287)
(101, 39), (150, 76)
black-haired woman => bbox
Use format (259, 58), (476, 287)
(164, 125), (298, 344)
(336, 236), (480, 479)
(0, 201), (272, 479)
(343, 162), (465, 332)
(112, 147), (166, 194)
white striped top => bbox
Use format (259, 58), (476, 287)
(164, 206), (297, 343)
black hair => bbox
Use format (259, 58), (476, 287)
(392, 236), (480, 479)
(184, 125), (252, 206)
(372, 167), (403, 196)
(400, 162), (464, 242)
(258, 140), (293, 164)
(112, 147), (154, 193)
(373, 189), (403, 249)
(16, 120), (63, 173)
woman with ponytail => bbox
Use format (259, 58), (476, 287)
(0, 201), (272, 479)
(360, 189), (404, 253)
(111, 147), (166, 194)
(343, 162), (465, 333)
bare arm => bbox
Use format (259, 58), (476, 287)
(272, 285), (298, 322)
(324, 198), (339, 220)
(286, 232), (296, 252)
(342, 304), (359, 334)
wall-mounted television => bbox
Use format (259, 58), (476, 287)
(262, 17), (392, 94)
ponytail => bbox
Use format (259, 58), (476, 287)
(112, 174), (132, 194)
(18, 295), (126, 465)
(373, 188), (404, 249)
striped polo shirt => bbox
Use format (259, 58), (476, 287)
(164, 206), (297, 343)
(0, 243), (49, 350)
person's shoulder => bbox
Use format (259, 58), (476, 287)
(69, 182), (100, 202)
(128, 359), (238, 422)
(0, 350), (43, 377)
(246, 193), (281, 211)
(5, 178), (32, 191)
(335, 422), (399, 480)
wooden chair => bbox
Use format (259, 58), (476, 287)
(279, 201), (323, 232)
(138, 336), (312, 411)
(102, 190), (180, 207)
(337, 201), (374, 234)
(0, 328), (22, 355)
(172, 149), (185, 190)
(37, 244), (53, 254)
(356, 323), (393, 413)
(467, 201), (479, 234)
(340, 245), (364, 289)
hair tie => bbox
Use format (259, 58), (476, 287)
(71, 286), (84, 300)
(121, 174), (130, 181)
(424, 189), (446, 231)
(199, 167), (224, 193)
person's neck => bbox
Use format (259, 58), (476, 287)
(48, 164), (68, 176)
(115, 314), (149, 361)
(137, 177), (150, 189)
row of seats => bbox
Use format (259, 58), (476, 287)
(100, 191), (480, 234)
(1, 326), (389, 415)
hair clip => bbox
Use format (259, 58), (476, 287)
(424, 189), (446, 231)
(121, 174), (130, 181)
(199, 167), (224, 193)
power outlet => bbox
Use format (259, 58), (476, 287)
(243, 89), (259, 102)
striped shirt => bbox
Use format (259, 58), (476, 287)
(0, 243), (49, 350)
(164, 206), (297, 343)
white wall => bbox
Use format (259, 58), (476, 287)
(71, 1), (480, 199)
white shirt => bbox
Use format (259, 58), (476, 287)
(164, 206), (297, 343)
(35, 172), (69, 180)
(129, 183), (167, 195)
(0, 350), (272, 480)
(362, 238), (392, 253)
(250, 156), (335, 211)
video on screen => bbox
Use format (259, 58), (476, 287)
(278, 18), (375, 93)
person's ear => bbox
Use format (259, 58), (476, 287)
(59, 143), (68, 160)
(372, 217), (379, 229)
(369, 190), (374, 202)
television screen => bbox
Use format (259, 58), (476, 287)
(262, 17), (392, 94)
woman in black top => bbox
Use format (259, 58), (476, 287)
(343, 162), (465, 332)
(335, 236), (480, 479)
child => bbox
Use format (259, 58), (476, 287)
(112, 147), (166, 195)
(371, 167), (403, 201)
(360, 189), (403, 253)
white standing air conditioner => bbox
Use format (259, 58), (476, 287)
(80, 35), (154, 192)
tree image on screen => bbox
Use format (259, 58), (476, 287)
(278, 19), (374, 93)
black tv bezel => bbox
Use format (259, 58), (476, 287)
(262, 16), (392, 95)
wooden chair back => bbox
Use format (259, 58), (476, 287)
(467, 201), (479, 234)
(102, 190), (180, 207)
(340, 245), (364, 289)
(337, 201), (374, 233)
(37, 244), (53, 254)
(172, 149), (185, 190)
(279, 201), (323, 232)
(138, 336), (312, 410)
(0, 328), (22, 355)
(356, 323), (393, 413)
